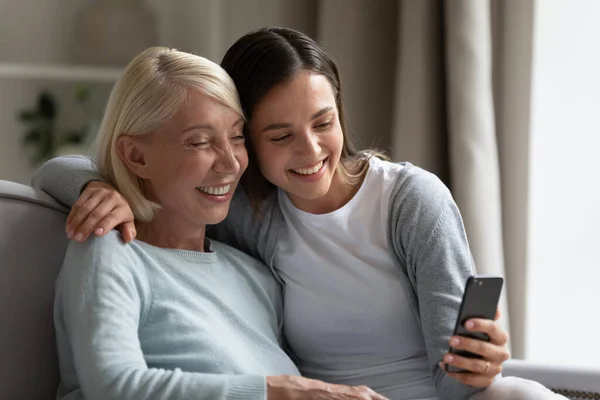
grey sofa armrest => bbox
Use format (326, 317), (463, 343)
(0, 180), (69, 398)
(503, 359), (600, 399)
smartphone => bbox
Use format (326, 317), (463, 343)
(445, 276), (503, 373)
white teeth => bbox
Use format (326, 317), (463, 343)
(196, 184), (231, 196)
(292, 161), (323, 175)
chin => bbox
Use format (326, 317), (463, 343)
(206, 215), (228, 225)
(201, 209), (230, 225)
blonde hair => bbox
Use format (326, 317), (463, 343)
(92, 46), (244, 222)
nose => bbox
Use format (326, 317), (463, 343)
(295, 130), (321, 160)
(213, 142), (240, 176)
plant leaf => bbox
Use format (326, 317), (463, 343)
(58, 130), (84, 146)
(74, 84), (91, 103)
(22, 129), (42, 145)
(39, 92), (57, 119)
(18, 110), (40, 122)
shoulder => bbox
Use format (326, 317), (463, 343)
(367, 157), (448, 197)
(65, 230), (138, 263)
(393, 162), (449, 199)
(387, 162), (452, 218)
(386, 162), (462, 258)
(60, 230), (147, 289)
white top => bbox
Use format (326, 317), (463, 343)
(277, 157), (438, 400)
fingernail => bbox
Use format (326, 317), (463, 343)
(445, 355), (454, 363)
(74, 233), (83, 241)
(466, 321), (475, 329)
(95, 228), (104, 235)
(450, 337), (460, 346)
(66, 230), (73, 239)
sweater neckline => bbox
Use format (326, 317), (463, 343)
(134, 238), (218, 264)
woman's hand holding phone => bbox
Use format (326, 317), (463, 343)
(440, 308), (510, 387)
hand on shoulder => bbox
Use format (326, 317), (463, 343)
(66, 181), (136, 244)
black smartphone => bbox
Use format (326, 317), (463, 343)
(445, 276), (504, 373)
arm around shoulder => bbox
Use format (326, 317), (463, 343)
(31, 155), (103, 207)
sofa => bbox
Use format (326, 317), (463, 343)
(1, 179), (599, 399)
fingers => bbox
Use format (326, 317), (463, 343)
(441, 349), (503, 375)
(66, 188), (93, 229)
(67, 192), (107, 240)
(495, 308), (501, 321)
(448, 336), (509, 362)
(331, 383), (389, 400)
(118, 222), (137, 243)
(444, 368), (497, 388)
(357, 385), (388, 400)
(464, 318), (509, 346)
(66, 183), (134, 243)
(76, 201), (125, 242)
(352, 385), (389, 400)
(95, 204), (135, 234)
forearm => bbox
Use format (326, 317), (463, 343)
(81, 368), (266, 400)
(414, 197), (482, 399)
(31, 155), (102, 207)
(389, 167), (481, 399)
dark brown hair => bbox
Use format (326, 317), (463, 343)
(221, 27), (381, 212)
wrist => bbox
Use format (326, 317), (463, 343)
(84, 180), (108, 190)
(266, 375), (289, 400)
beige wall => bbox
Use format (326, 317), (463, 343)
(0, 0), (318, 184)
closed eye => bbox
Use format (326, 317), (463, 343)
(315, 121), (333, 130)
(270, 134), (292, 143)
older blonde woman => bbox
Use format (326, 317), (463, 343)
(52, 47), (388, 400)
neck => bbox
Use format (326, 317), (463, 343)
(289, 169), (364, 214)
(135, 211), (207, 252)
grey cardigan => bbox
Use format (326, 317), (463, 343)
(32, 155), (482, 400)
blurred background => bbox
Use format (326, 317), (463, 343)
(0, 0), (598, 368)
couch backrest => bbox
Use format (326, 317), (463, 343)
(0, 180), (69, 399)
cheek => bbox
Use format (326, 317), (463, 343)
(330, 128), (344, 157)
(253, 142), (285, 179)
(168, 153), (210, 184)
(236, 146), (249, 173)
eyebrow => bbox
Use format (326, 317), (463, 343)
(181, 117), (244, 134)
(181, 124), (214, 134)
(260, 106), (334, 133)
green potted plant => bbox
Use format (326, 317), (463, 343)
(18, 85), (98, 165)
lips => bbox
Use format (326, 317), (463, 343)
(289, 157), (328, 176)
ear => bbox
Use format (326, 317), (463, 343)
(116, 136), (151, 179)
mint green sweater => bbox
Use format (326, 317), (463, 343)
(54, 230), (300, 400)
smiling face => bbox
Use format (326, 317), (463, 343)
(248, 71), (344, 212)
(121, 90), (248, 229)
